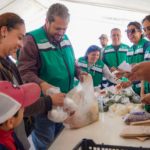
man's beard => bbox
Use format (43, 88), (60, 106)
(47, 24), (62, 42)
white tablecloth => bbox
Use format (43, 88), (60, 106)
(48, 113), (150, 150)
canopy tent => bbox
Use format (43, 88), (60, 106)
(0, 0), (149, 58)
(0, 0), (149, 29)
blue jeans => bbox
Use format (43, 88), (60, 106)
(31, 114), (63, 150)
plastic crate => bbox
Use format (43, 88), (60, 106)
(73, 139), (150, 150)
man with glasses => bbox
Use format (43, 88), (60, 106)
(103, 28), (131, 87)
(17, 3), (86, 150)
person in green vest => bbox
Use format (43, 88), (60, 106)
(102, 28), (131, 88)
(115, 21), (150, 112)
(17, 3), (86, 150)
(140, 16), (150, 112)
(125, 21), (150, 96)
(75, 45), (126, 89)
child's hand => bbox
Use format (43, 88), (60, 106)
(51, 93), (66, 106)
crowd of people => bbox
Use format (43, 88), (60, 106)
(0, 2), (150, 150)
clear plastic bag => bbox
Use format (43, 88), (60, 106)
(123, 112), (150, 124)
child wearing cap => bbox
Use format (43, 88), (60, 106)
(0, 81), (41, 150)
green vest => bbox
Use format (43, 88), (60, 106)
(143, 41), (150, 112)
(28, 27), (75, 94)
(75, 57), (104, 87)
(144, 46), (150, 94)
(104, 43), (129, 68)
(104, 43), (129, 82)
(126, 38), (150, 95)
(15, 49), (20, 65)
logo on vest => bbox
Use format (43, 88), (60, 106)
(81, 60), (86, 63)
(145, 51), (149, 54)
(96, 64), (101, 67)
(40, 39), (48, 42)
(128, 49), (133, 52)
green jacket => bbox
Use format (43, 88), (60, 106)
(104, 43), (129, 82)
(28, 27), (75, 95)
(75, 57), (104, 87)
(126, 38), (150, 95)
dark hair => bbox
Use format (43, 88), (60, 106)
(47, 3), (70, 22)
(127, 21), (144, 38)
(84, 45), (101, 60)
(0, 110), (19, 126)
(0, 13), (25, 40)
(142, 15), (150, 24)
(111, 28), (121, 34)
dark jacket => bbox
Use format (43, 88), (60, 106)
(0, 56), (53, 116)
(0, 56), (53, 149)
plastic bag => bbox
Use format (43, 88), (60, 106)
(94, 84), (101, 92)
(109, 103), (144, 116)
(109, 104), (129, 116)
(123, 112), (150, 124)
(63, 74), (99, 129)
(46, 87), (78, 122)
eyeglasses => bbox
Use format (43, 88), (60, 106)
(125, 29), (140, 34)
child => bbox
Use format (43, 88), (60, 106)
(0, 81), (41, 150)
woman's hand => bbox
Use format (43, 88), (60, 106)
(131, 62), (150, 82)
(110, 66), (117, 72)
(120, 81), (132, 89)
(115, 71), (124, 79)
(140, 93), (150, 105)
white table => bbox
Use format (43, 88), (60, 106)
(48, 113), (150, 150)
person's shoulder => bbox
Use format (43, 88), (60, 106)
(78, 56), (85, 61)
(97, 59), (104, 65)
(121, 43), (130, 49)
(27, 27), (43, 35)
(143, 41), (150, 54)
(62, 34), (70, 40)
(104, 44), (112, 50)
(144, 41), (150, 47)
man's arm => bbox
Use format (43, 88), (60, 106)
(18, 35), (44, 85)
(18, 35), (54, 95)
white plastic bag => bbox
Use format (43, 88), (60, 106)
(63, 74), (99, 129)
(109, 104), (128, 116)
(46, 87), (78, 122)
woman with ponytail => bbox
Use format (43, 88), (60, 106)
(0, 13), (64, 149)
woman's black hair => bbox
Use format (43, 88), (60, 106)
(127, 21), (144, 38)
(84, 45), (101, 60)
